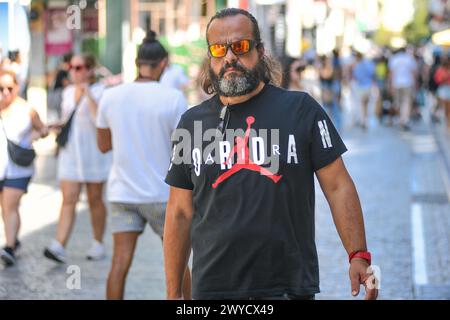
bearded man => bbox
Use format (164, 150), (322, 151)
(163, 8), (377, 300)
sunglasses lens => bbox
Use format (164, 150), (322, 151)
(71, 65), (85, 71)
(210, 44), (227, 58)
(0, 87), (13, 93)
(231, 40), (250, 55)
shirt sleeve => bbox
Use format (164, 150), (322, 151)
(306, 94), (347, 171)
(91, 83), (105, 102)
(165, 115), (194, 190)
(96, 90), (109, 129)
(177, 67), (189, 88)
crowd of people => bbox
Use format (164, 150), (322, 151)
(0, 7), (448, 300)
(280, 44), (450, 132)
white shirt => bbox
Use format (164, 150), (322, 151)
(58, 83), (112, 182)
(96, 81), (187, 203)
(160, 64), (189, 91)
(388, 52), (417, 88)
(0, 126), (7, 180)
(0, 98), (34, 180)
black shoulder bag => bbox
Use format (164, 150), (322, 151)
(0, 115), (36, 167)
(55, 98), (82, 148)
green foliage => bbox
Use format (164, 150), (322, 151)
(403, 0), (431, 45)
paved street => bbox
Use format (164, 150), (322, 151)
(1, 110), (450, 300)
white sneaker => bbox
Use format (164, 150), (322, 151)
(44, 240), (66, 264)
(86, 240), (106, 261)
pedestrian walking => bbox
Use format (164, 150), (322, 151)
(164, 8), (377, 300)
(429, 52), (442, 123)
(47, 53), (72, 121)
(280, 56), (305, 91)
(388, 47), (418, 131)
(44, 54), (111, 264)
(351, 51), (376, 130)
(374, 54), (393, 124)
(0, 69), (48, 266)
(96, 31), (191, 300)
(434, 57), (450, 129)
(319, 54), (341, 131)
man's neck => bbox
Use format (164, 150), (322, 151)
(219, 82), (265, 106)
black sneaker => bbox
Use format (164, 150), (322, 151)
(43, 248), (66, 264)
(1, 247), (16, 266)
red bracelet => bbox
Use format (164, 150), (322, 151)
(349, 251), (371, 265)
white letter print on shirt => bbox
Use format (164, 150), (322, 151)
(287, 135), (299, 164)
(168, 146), (176, 171)
(318, 120), (333, 149)
(192, 148), (201, 176)
(218, 141), (232, 170)
(251, 137), (265, 165)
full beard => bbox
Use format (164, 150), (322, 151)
(209, 59), (265, 97)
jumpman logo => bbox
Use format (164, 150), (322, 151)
(212, 116), (282, 189)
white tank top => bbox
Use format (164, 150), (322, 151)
(0, 98), (34, 180)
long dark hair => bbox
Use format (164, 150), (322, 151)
(136, 30), (168, 68)
(200, 8), (282, 95)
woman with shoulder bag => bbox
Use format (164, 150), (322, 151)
(0, 69), (48, 266)
(44, 54), (112, 264)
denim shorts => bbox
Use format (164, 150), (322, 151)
(110, 202), (166, 236)
(0, 177), (32, 193)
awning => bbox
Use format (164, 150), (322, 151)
(432, 29), (450, 46)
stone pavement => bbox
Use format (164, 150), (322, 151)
(1, 116), (450, 299)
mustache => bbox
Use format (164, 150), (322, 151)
(219, 61), (248, 77)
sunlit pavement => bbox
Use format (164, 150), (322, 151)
(1, 110), (450, 300)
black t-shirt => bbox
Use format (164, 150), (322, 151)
(165, 84), (347, 299)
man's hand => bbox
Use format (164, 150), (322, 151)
(349, 259), (379, 300)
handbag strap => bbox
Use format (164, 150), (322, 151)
(63, 88), (86, 125)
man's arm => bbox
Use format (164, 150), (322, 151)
(164, 186), (193, 299)
(316, 157), (378, 300)
(97, 128), (112, 153)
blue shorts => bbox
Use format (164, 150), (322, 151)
(0, 177), (32, 193)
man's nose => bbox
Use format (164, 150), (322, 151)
(223, 46), (238, 65)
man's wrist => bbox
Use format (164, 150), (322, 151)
(349, 250), (371, 265)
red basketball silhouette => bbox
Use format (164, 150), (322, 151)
(212, 116), (282, 188)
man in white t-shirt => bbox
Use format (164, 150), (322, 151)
(96, 31), (190, 300)
(388, 47), (417, 130)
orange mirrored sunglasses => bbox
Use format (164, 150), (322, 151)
(208, 39), (258, 58)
